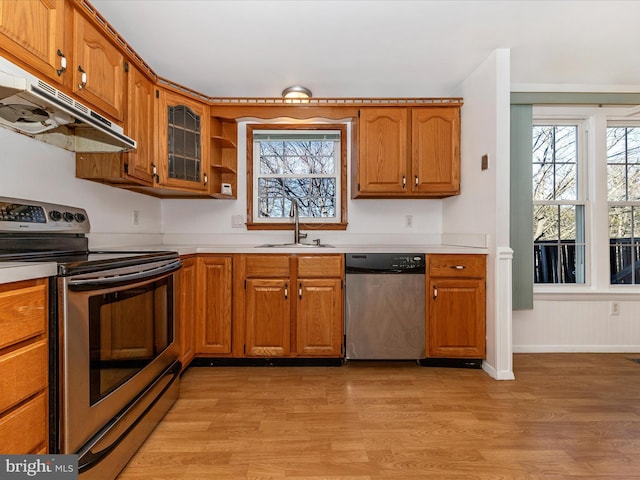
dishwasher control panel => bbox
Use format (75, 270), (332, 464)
(345, 253), (425, 274)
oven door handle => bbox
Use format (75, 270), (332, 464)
(67, 259), (182, 291)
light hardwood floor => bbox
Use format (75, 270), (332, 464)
(117, 354), (640, 479)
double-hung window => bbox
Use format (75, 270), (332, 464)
(607, 124), (640, 284)
(247, 124), (347, 227)
(532, 122), (586, 284)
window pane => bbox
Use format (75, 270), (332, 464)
(532, 125), (577, 200)
(559, 205), (577, 240)
(607, 127), (627, 164)
(628, 127), (640, 163)
(533, 203), (584, 284)
(258, 178), (284, 197)
(607, 164), (627, 201)
(259, 142), (284, 174)
(609, 206), (632, 238)
(555, 163), (577, 200)
(532, 126), (554, 164)
(609, 206), (640, 284)
(533, 205), (559, 241)
(258, 196), (286, 218)
(554, 126), (577, 164)
(628, 164), (640, 200)
(532, 163), (555, 201)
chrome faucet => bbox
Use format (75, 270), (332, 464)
(289, 199), (308, 244)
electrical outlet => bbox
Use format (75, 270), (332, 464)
(405, 215), (413, 228)
(610, 301), (620, 316)
(132, 210), (140, 225)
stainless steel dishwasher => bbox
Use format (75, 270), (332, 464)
(345, 253), (426, 360)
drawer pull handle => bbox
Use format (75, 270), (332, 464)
(402, 176), (406, 188)
(299, 283), (302, 299)
(451, 265), (466, 270)
(433, 285), (438, 299)
(284, 283), (288, 299)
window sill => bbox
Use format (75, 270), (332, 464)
(246, 222), (348, 231)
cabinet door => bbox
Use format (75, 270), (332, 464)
(124, 64), (155, 184)
(72, 8), (125, 121)
(412, 107), (460, 196)
(245, 279), (290, 356)
(0, 0), (67, 84)
(296, 279), (343, 356)
(176, 257), (197, 367)
(156, 88), (210, 192)
(196, 256), (232, 355)
(357, 108), (408, 194)
(427, 278), (485, 358)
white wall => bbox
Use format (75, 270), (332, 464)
(514, 298), (640, 352)
(0, 128), (163, 247)
(162, 121), (445, 246)
(448, 49), (514, 380)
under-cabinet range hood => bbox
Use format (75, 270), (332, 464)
(0, 56), (136, 152)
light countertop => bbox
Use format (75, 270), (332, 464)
(0, 261), (57, 285)
(0, 243), (488, 284)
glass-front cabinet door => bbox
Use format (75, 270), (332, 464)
(155, 87), (210, 193)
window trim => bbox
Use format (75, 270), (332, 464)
(532, 119), (589, 287)
(246, 123), (348, 230)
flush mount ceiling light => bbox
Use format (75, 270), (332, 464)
(282, 85), (312, 100)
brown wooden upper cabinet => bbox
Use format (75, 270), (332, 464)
(0, 0), (68, 84)
(71, 6), (125, 121)
(0, 0), (126, 122)
(354, 106), (461, 198)
(155, 87), (211, 193)
(123, 63), (155, 185)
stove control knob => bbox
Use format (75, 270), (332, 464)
(49, 210), (62, 221)
(63, 212), (74, 222)
(74, 212), (86, 223)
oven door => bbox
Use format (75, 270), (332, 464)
(58, 258), (181, 455)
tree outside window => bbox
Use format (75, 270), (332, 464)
(246, 124), (348, 229)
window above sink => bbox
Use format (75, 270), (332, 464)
(246, 122), (349, 231)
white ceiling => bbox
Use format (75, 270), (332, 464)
(90, 0), (640, 98)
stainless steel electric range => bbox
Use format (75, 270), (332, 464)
(0, 196), (181, 479)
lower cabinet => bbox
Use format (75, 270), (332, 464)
(241, 254), (344, 358)
(0, 278), (48, 454)
(426, 254), (486, 359)
(196, 255), (233, 355)
(296, 255), (344, 357)
(176, 256), (197, 369)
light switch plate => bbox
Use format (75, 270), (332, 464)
(231, 215), (244, 228)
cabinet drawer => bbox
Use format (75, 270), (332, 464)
(0, 391), (47, 454)
(297, 255), (344, 278)
(245, 255), (290, 277)
(428, 254), (486, 278)
(0, 281), (47, 349)
(0, 340), (48, 413)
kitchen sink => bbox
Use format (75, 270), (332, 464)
(256, 242), (334, 248)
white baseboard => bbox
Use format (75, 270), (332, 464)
(513, 345), (640, 353)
